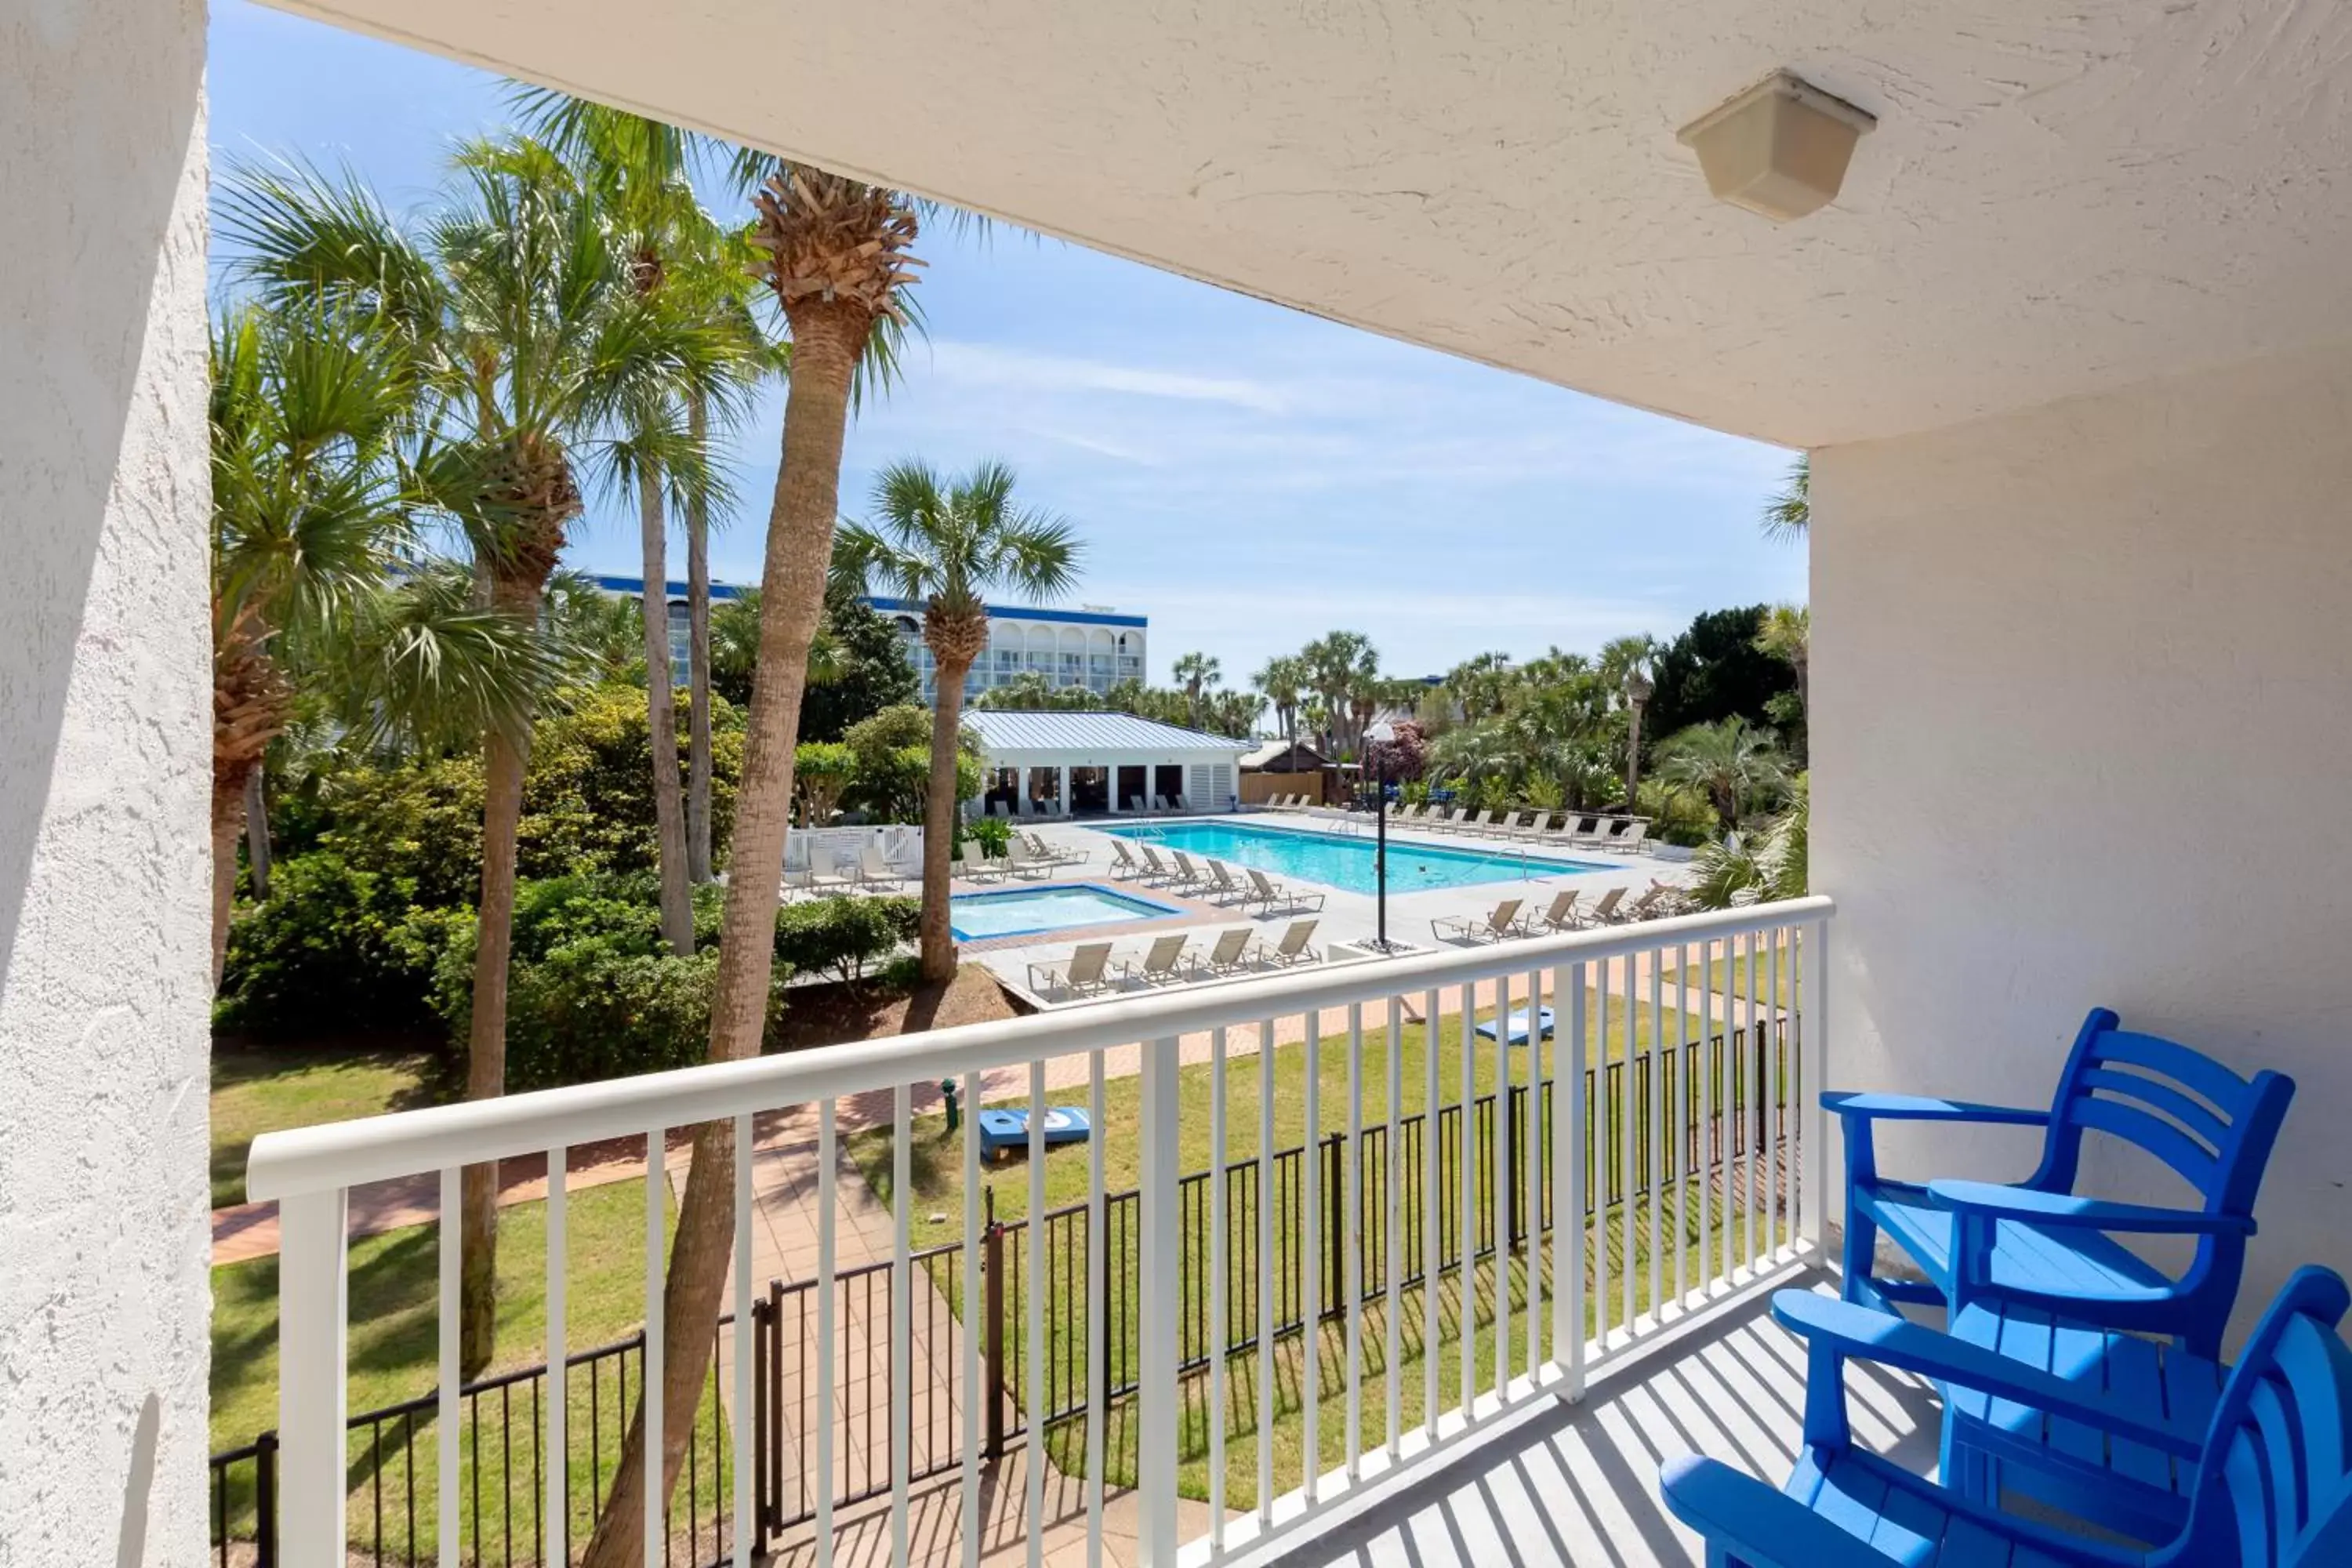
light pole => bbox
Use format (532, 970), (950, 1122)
(1367, 720), (1396, 953)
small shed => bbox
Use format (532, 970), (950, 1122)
(964, 711), (1254, 815)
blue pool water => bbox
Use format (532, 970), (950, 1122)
(949, 884), (1181, 942)
(1105, 819), (1604, 895)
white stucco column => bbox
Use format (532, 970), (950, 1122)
(1, 2), (212, 1562)
(1814, 340), (2352, 1335)
(1056, 764), (1069, 814)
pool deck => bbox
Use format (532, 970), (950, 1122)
(964, 810), (1690, 1007)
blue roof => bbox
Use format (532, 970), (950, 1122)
(964, 711), (1250, 754)
(863, 595), (1146, 629)
(588, 576), (1142, 628)
(590, 572), (751, 601)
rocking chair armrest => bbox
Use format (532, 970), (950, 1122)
(1769, 1291), (2198, 1457)
(1928, 1179), (2256, 1237)
(1658, 1457), (1936, 1568)
(1820, 1091), (2049, 1127)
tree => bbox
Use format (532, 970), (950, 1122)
(1654, 717), (1788, 831)
(1688, 773), (1807, 908)
(1643, 606), (1796, 741)
(1253, 655), (1307, 756)
(1207, 688), (1265, 740)
(579, 156), (933, 1568)
(1440, 652), (1512, 727)
(1363, 719), (1426, 783)
(224, 143), (733, 1377)
(835, 459), (1080, 982)
(514, 94), (767, 943)
(1171, 651), (1221, 729)
(1755, 603), (1809, 732)
(1301, 631), (1375, 756)
(546, 574), (648, 684)
(207, 303), (412, 980)
(800, 584), (921, 740)
(1762, 453), (1809, 541)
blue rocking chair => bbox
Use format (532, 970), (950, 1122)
(1824, 1007), (2294, 1359)
(1661, 1267), (2352, 1567)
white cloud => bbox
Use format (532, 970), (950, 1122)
(923, 342), (1293, 414)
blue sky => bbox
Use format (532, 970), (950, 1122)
(208, 1), (1803, 684)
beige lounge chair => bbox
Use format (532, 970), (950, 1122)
(1174, 794), (1194, 814)
(1127, 934), (1192, 986)
(1138, 844), (1179, 884)
(1022, 830), (1085, 866)
(1456, 809), (1497, 836)
(1002, 840), (1054, 881)
(1108, 840), (1146, 880)
(1432, 897), (1526, 945)
(1610, 820), (1650, 855)
(856, 842), (906, 889)
(1616, 881), (1681, 922)
(1200, 860), (1248, 903)
(1583, 886), (1627, 924)
(1168, 851), (1214, 891)
(1528, 888), (1585, 932)
(1247, 918), (1321, 969)
(1243, 866), (1326, 915)
(958, 840), (1006, 884)
(1196, 927), (1254, 975)
(1026, 942), (1120, 1000)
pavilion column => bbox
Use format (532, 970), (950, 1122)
(1056, 764), (1069, 815)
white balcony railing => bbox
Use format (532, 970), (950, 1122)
(249, 895), (1832, 1568)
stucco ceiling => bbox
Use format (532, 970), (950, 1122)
(274, 0), (2352, 448)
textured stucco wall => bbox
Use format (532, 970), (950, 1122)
(1813, 340), (2352, 1330)
(0, 1), (213, 1563)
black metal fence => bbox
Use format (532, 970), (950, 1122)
(211, 1016), (1788, 1563)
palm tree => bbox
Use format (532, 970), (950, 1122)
(1762, 453), (1809, 541)
(835, 459), (1080, 982)
(579, 156), (934, 1568)
(1302, 631), (1375, 755)
(1654, 717), (1788, 831)
(1253, 655), (1307, 758)
(513, 94), (767, 938)
(224, 145), (734, 1377)
(1171, 651), (1221, 729)
(1755, 603), (1809, 724)
(206, 302), (415, 980)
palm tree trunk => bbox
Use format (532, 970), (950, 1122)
(460, 724), (527, 1379)
(209, 769), (249, 986)
(920, 659), (971, 982)
(686, 392), (715, 884)
(637, 464), (695, 956)
(1625, 701), (1646, 807)
(245, 768), (273, 902)
(579, 303), (862, 1568)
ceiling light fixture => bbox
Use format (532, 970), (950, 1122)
(1678, 70), (1876, 222)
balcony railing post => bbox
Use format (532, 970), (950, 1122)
(253, 1431), (278, 1568)
(1558, 962), (1588, 1399)
(982, 1214), (1006, 1460)
(276, 1188), (347, 1566)
(1135, 1034), (1182, 1568)
(1800, 917), (1831, 1252)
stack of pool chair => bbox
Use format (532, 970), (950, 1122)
(1657, 1006), (2352, 1567)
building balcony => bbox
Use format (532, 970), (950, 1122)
(244, 898), (1829, 1568)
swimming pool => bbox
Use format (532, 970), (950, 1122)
(1105, 819), (1604, 895)
(949, 884), (1182, 942)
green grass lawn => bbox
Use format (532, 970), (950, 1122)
(211, 1044), (438, 1208)
(852, 985), (1794, 1508)
(212, 1178), (731, 1559)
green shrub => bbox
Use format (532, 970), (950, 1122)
(429, 873), (775, 1092)
(1634, 779), (1719, 848)
(216, 853), (461, 1035)
(773, 895), (920, 982)
(503, 942), (724, 1092)
(968, 816), (1012, 858)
